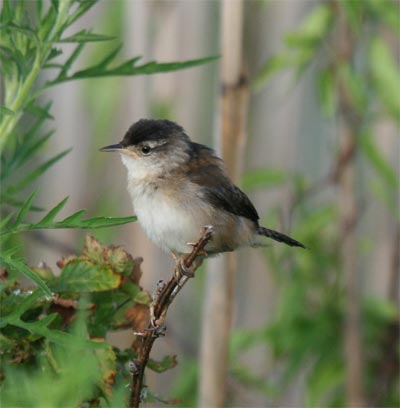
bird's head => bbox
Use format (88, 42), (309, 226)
(100, 119), (191, 179)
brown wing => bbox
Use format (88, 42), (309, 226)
(187, 143), (259, 223)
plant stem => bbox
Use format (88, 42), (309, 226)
(199, 1), (249, 406)
(334, 2), (364, 406)
(129, 226), (215, 408)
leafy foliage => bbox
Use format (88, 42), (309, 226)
(0, 1), (218, 405)
(0, 0), (217, 290)
(0, 235), (179, 406)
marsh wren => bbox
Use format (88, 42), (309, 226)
(100, 119), (305, 255)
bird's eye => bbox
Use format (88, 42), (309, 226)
(141, 145), (151, 155)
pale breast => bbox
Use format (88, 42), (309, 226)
(128, 179), (211, 254)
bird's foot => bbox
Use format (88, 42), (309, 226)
(179, 258), (195, 278)
(186, 241), (208, 257)
(146, 323), (166, 338)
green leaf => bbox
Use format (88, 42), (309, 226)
(359, 132), (397, 188)
(59, 209), (86, 224)
(340, 0), (364, 32)
(133, 291), (151, 305)
(25, 102), (55, 120)
(8, 149), (71, 192)
(338, 63), (368, 112)
(36, 196), (69, 226)
(0, 194), (43, 212)
(55, 260), (121, 292)
(0, 106), (14, 116)
(12, 191), (37, 227)
(54, 54), (219, 82)
(0, 212), (14, 229)
(59, 30), (115, 43)
(242, 168), (289, 191)
(55, 42), (86, 80)
(318, 69), (337, 117)
(15, 130), (54, 169)
(0, 22), (40, 43)
(0, 256), (52, 296)
(1, 289), (43, 322)
(64, 0), (97, 27)
(54, 214), (137, 229)
(2, 212), (136, 236)
(285, 4), (333, 48)
(365, 0), (400, 37)
(369, 37), (400, 120)
(147, 355), (178, 373)
(252, 55), (292, 92)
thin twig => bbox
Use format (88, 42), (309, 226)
(128, 225), (215, 408)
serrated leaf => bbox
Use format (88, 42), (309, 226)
(12, 191), (37, 227)
(2, 214), (136, 235)
(53, 54), (219, 82)
(82, 234), (104, 263)
(103, 245), (135, 276)
(25, 102), (54, 120)
(0, 211), (14, 229)
(64, 0), (97, 27)
(95, 344), (117, 395)
(56, 42), (85, 80)
(1, 22), (39, 43)
(0, 256), (52, 296)
(36, 196), (69, 226)
(16, 130), (53, 169)
(55, 260), (121, 292)
(59, 30), (115, 43)
(8, 149), (71, 192)
(59, 209), (86, 225)
(0, 194), (43, 212)
(55, 215), (137, 229)
(2, 297), (107, 348)
(47, 47), (62, 61)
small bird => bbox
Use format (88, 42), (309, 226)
(100, 119), (305, 256)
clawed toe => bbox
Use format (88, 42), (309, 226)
(186, 242), (208, 257)
(179, 259), (194, 277)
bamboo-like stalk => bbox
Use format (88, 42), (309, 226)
(198, 1), (249, 406)
(334, 3), (364, 406)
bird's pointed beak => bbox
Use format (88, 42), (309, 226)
(99, 143), (123, 152)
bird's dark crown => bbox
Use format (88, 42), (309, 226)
(121, 119), (189, 147)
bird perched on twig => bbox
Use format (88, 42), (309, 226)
(100, 119), (305, 257)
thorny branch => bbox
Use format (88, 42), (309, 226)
(128, 225), (215, 408)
